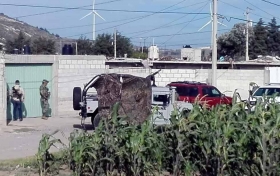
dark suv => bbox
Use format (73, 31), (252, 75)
(167, 81), (232, 107)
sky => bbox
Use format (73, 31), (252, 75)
(0, 0), (279, 49)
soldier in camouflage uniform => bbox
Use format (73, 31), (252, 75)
(40, 79), (50, 120)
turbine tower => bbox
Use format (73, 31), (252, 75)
(80, 0), (106, 41)
(198, 0), (226, 48)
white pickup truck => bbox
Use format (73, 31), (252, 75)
(73, 73), (193, 129)
(247, 83), (280, 112)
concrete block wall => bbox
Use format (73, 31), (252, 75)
(56, 55), (107, 117)
(204, 69), (266, 98)
(0, 54), (5, 126)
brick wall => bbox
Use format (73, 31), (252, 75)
(56, 55), (106, 117)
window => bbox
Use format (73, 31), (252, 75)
(202, 87), (221, 97)
(175, 86), (199, 97)
(153, 94), (170, 104)
(253, 88), (280, 97)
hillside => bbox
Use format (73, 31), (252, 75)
(0, 13), (74, 53)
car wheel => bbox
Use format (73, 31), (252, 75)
(73, 87), (82, 110)
(92, 114), (101, 130)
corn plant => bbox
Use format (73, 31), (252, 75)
(36, 130), (63, 176)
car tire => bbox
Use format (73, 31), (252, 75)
(92, 114), (101, 130)
(73, 87), (82, 110)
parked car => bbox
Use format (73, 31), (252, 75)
(247, 83), (280, 112)
(167, 81), (232, 107)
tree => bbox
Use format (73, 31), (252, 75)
(31, 37), (56, 54)
(5, 31), (31, 54)
(93, 33), (133, 57)
(77, 36), (94, 55)
(250, 18), (268, 58)
(267, 17), (280, 56)
(217, 23), (254, 60)
(93, 33), (113, 56)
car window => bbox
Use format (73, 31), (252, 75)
(202, 87), (221, 97)
(253, 88), (280, 96)
(175, 86), (198, 97)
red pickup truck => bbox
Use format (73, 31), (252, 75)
(167, 81), (232, 107)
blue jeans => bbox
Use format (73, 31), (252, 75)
(13, 101), (23, 120)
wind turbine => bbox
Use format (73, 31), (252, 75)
(198, 0), (226, 48)
(80, 0), (106, 41)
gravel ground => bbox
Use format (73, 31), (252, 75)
(0, 116), (92, 161)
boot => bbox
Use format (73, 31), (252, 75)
(42, 116), (48, 120)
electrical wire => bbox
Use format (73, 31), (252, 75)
(161, 2), (209, 45)
(0, 2), (209, 15)
(129, 29), (228, 39)
(261, 0), (280, 7)
(64, 0), (206, 38)
(244, 0), (280, 20)
(14, 0), (123, 19)
(48, 1), (208, 32)
(127, 16), (209, 37)
(127, 1), (209, 38)
(219, 0), (271, 20)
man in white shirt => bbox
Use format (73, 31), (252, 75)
(11, 80), (25, 121)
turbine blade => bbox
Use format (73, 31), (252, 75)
(93, 10), (106, 21)
(80, 12), (93, 20)
(198, 20), (211, 31)
(218, 21), (227, 27)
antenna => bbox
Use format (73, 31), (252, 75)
(80, 0), (106, 41)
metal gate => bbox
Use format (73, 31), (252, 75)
(5, 63), (52, 120)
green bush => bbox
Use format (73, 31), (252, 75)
(37, 97), (280, 176)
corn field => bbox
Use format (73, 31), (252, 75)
(37, 95), (280, 176)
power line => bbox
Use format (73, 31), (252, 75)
(127, 16), (209, 37)
(157, 42), (210, 47)
(0, 2), (209, 15)
(48, 1), (208, 32)
(219, 0), (271, 20)
(127, 1), (209, 38)
(14, 0), (123, 19)
(244, 0), (280, 20)
(161, 1), (209, 44)
(64, 0), (204, 38)
(261, 0), (280, 7)
(129, 29), (228, 39)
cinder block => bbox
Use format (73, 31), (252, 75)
(61, 60), (67, 65)
(71, 60), (77, 65)
(171, 69), (178, 73)
(77, 60), (83, 65)
(85, 65), (90, 69)
(96, 65), (101, 69)
(162, 78), (170, 82)
(173, 74), (182, 78)
(64, 65), (70, 69)
(178, 69), (186, 73)
(75, 64), (81, 69)
(163, 69), (171, 74)
(70, 65), (74, 69)
(189, 73), (196, 78)
(186, 70), (195, 74)
(90, 65), (96, 69)
(81, 65), (86, 69)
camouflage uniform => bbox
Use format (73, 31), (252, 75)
(40, 79), (50, 120)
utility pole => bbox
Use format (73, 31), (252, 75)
(245, 7), (251, 61)
(211, 0), (218, 87)
(114, 28), (117, 59)
(75, 42), (78, 55)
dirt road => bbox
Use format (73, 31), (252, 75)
(0, 116), (92, 160)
